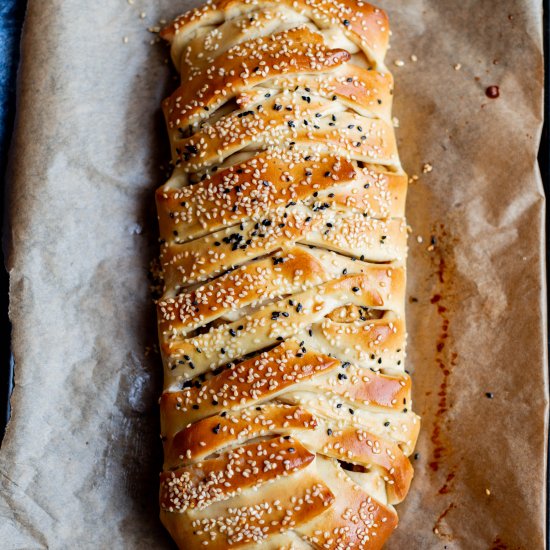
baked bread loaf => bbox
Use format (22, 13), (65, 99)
(156, 1), (419, 548)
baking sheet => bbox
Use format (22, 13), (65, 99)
(0, 0), (546, 548)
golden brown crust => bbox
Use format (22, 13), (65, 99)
(156, 152), (356, 242)
(160, 468), (335, 549)
(156, 1), (417, 548)
(160, 0), (390, 67)
(299, 426), (413, 504)
(160, 209), (406, 289)
(160, 273), (405, 385)
(156, 158), (405, 245)
(164, 404), (317, 468)
(165, 94), (399, 174)
(298, 458), (398, 550)
(163, 27), (350, 128)
(157, 252), (404, 337)
(160, 436), (315, 511)
(160, 340), (339, 429)
(235, 67), (394, 123)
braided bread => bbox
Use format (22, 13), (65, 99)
(156, 1), (419, 548)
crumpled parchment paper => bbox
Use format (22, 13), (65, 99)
(0, 1), (546, 548)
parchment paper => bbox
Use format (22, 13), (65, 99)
(0, 1), (546, 548)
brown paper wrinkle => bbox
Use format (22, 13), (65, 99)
(0, 0), (546, 549)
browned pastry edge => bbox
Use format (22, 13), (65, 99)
(156, 153), (405, 243)
(160, 0), (390, 67)
(160, 436), (316, 511)
(162, 26), (351, 128)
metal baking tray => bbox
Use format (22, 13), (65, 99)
(0, 0), (25, 441)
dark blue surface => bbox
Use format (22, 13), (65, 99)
(541, 0), (550, 545)
(0, 0), (26, 437)
(543, 1), (549, 546)
(0, 1), (25, 149)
